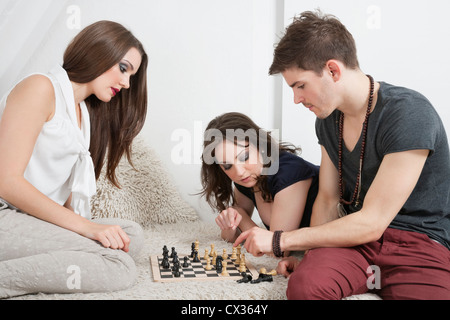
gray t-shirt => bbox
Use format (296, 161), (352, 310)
(316, 82), (450, 249)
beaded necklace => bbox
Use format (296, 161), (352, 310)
(337, 75), (374, 217)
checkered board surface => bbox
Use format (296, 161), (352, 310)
(150, 254), (259, 282)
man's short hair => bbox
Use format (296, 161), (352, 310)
(269, 10), (360, 75)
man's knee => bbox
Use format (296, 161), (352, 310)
(286, 266), (341, 300)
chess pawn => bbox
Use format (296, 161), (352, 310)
(268, 269), (277, 276)
(205, 256), (212, 270)
(238, 258), (246, 273)
(212, 251), (217, 265)
(182, 256), (189, 268)
(209, 244), (215, 257)
(161, 256), (170, 269)
(204, 249), (209, 260)
(231, 247), (237, 260)
(222, 248), (228, 260)
(193, 250), (200, 262)
(221, 261), (229, 276)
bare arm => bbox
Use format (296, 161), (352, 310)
(310, 146), (340, 226)
(235, 149), (429, 255)
(0, 75), (130, 251)
(269, 178), (313, 232)
(216, 187), (256, 242)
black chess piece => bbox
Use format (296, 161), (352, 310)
(250, 273), (273, 284)
(193, 251), (200, 262)
(162, 245), (169, 256)
(172, 253), (179, 265)
(190, 242), (196, 257)
(215, 256), (223, 273)
(161, 256), (170, 269)
(172, 260), (179, 271)
(182, 256), (189, 268)
(170, 247), (176, 258)
(172, 263), (181, 277)
(236, 272), (253, 283)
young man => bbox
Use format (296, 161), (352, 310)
(234, 11), (450, 300)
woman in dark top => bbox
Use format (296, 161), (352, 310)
(200, 112), (319, 255)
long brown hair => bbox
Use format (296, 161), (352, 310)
(63, 20), (148, 187)
(269, 10), (359, 75)
(200, 112), (300, 212)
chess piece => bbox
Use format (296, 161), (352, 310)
(161, 256), (170, 269)
(231, 247), (237, 260)
(267, 269), (277, 276)
(173, 263), (181, 277)
(194, 239), (199, 252)
(238, 258), (246, 273)
(216, 255), (223, 272)
(193, 250), (200, 262)
(250, 268), (273, 283)
(191, 242), (196, 257)
(212, 251), (217, 265)
(221, 261), (229, 276)
(205, 256), (212, 270)
(170, 247), (176, 258)
(236, 272), (252, 283)
(258, 268), (277, 276)
(182, 256), (189, 268)
(204, 249), (209, 260)
(162, 245), (169, 256)
(209, 244), (215, 257)
(172, 260), (180, 272)
(222, 249), (228, 260)
(235, 245), (242, 264)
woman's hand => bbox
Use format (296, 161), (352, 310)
(215, 207), (243, 242)
(216, 207), (243, 232)
(81, 221), (130, 252)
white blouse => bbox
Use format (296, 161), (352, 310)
(0, 65), (96, 219)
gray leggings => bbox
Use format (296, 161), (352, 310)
(0, 208), (144, 299)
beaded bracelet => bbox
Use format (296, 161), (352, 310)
(272, 230), (284, 257)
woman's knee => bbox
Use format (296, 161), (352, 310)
(91, 249), (138, 292)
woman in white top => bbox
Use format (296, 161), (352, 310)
(0, 21), (148, 298)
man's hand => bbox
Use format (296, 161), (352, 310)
(233, 226), (273, 257)
(276, 256), (301, 278)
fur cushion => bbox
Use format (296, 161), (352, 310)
(90, 137), (199, 226)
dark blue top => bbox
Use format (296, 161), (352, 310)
(234, 151), (319, 229)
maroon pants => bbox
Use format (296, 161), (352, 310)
(287, 228), (450, 300)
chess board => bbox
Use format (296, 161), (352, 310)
(150, 254), (259, 282)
